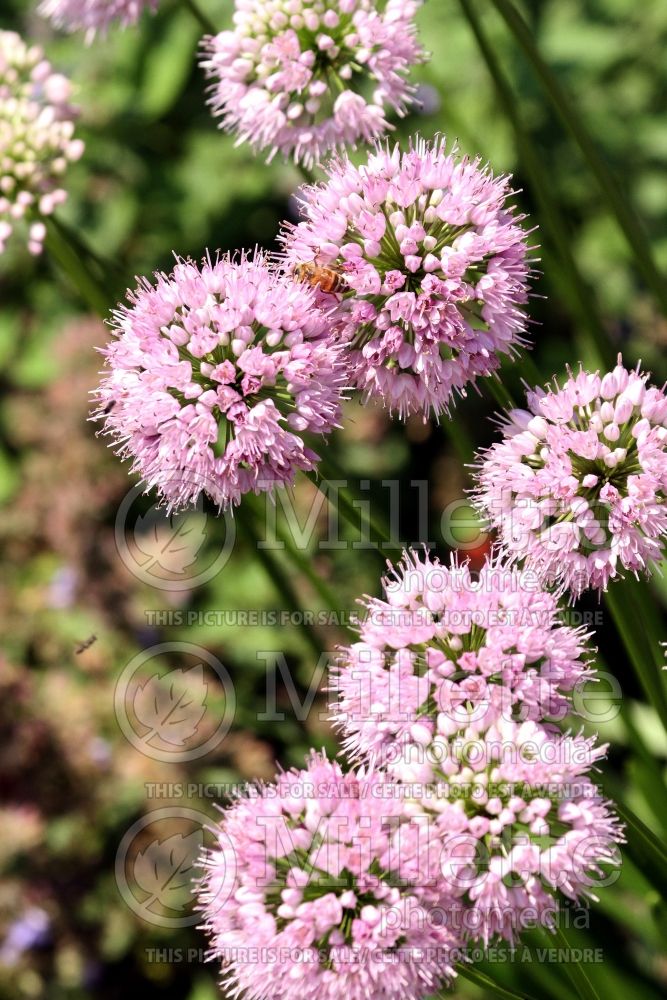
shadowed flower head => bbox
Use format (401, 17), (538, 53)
(38, 0), (157, 38)
(281, 137), (533, 418)
(197, 752), (460, 1000)
(473, 358), (667, 596)
(0, 30), (84, 255)
(200, 0), (424, 167)
(94, 252), (347, 511)
(331, 549), (592, 768)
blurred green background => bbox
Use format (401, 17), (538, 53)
(1, 1), (666, 998)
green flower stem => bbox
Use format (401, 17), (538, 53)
(455, 963), (540, 1000)
(489, 0), (667, 317)
(604, 581), (667, 734)
(485, 374), (516, 411)
(245, 494), (351, 634)
(181, 0), (217, 34)
(45, 217), (110, 318)
(617, 701), (667, 831)
(438, 417), (476, 466)
(458, 0), (612, 370)
(546, 925), (600, 1000)
(611, 797), (667, 901)
(514, 351), (544, 389)
(303, 460), (404, 565)
(304, 468), (398, 562)
(318, 452), (406, 560)
(52, 214), (120, 278)
(236, 505), (326, 659)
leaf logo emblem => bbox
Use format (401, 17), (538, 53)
(133, 665), (208, 747)
(133, 509), (207, 576)
(133, 830), (203, 911)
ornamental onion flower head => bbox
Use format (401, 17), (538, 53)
(200, 0), (425, 167)
(473, 358), (667, 596)
(94, 252), (347, 511)
(331, 549), (592, 768)
(0, 31), (84, 256)
(414, 716), (624, 945)
(197, 752), (461, 1000)
(282, 137), (533, 418)
(38, 0), (157, 38)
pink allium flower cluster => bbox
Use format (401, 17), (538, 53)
(200, 0), (424, 167)
(282, 138), (532, 418)
(0, 31), (84, 256)
(38, 0), (157, 38)
(94, 253), (346, 510)
(474, 358), (667, 596)
(197, 753), (460, 1000)
(329, 549), (623, 944)
(332, 550), (592, 769)
(425, 716), (623, 945)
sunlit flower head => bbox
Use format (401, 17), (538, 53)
(0, 30), (84, 255)
(38, 0), (157, 38)
(416, 716), (624, 945)
(331, 549), (592, 768)
(94, 252), (347, 511)
(473, 358), (667, 596)
(200, 0), (425, 167)
(197, 752), (461, 1000)
(282, 137), (533, 418)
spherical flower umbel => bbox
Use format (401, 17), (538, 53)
(473, 358), (667, 596)
(94, 253), (347, 511)
(331, 549), (592, 769)
(412, 715), (624, 945)
(197, 753), (461, 1000)
(282, 138), (532, 418)
(38, 0), (157, 38)
(200, 0), (424, 167)
(0, 31), (84, 256)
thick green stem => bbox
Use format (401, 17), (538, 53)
(236, 505), (325, 659)
(304, 469), (402, 563)
(307, 452), (406, 563)
(489, 0), (667, 316)
(246, 495), (351, 634)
